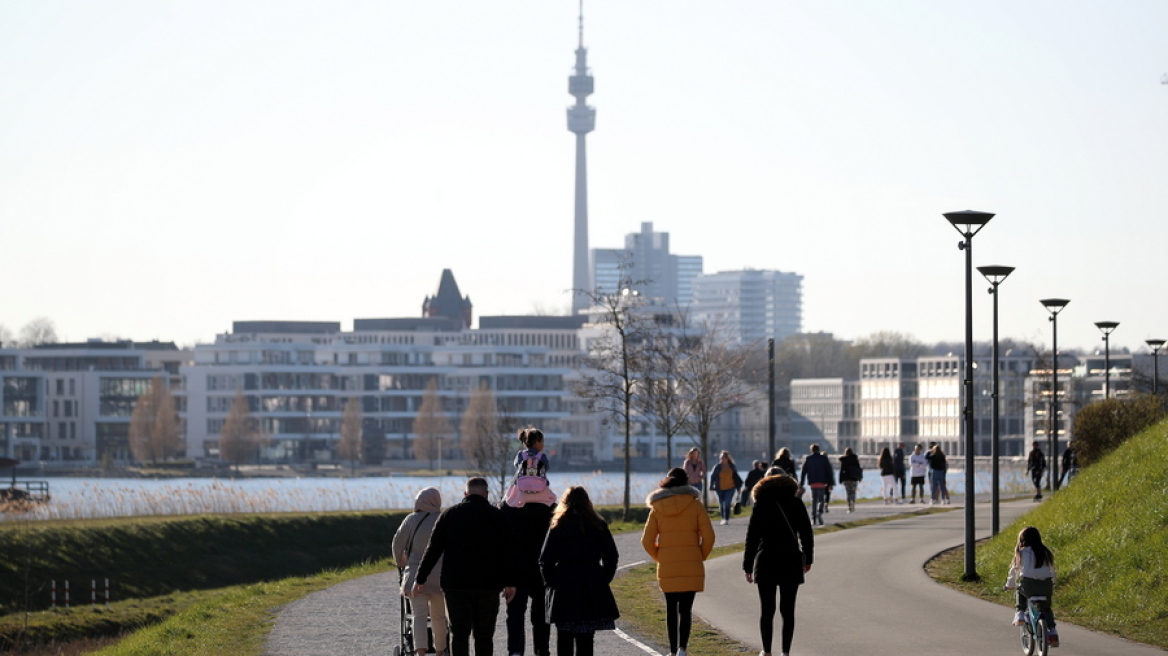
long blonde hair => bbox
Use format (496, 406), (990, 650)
(550, 486), (606, 532)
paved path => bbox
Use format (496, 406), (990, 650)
(264, 498), (932, 656)
(697, 499), (1166, 655)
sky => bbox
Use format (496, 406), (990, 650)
(2, 1), (1167, 354)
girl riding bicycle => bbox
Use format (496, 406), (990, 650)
(1004, 526), (1059, 648)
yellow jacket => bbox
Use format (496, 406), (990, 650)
(641, 485), (715, 592)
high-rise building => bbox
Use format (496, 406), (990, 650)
(591, 222), (703, 307)
(690, 269), (803, 345)
(568, 7), (596, 315)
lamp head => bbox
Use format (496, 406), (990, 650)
(944, 210), (995, 237)
(1040, 298), (1070, 316)
(1148, 339), (1166, 353)
(1095, 321), (1119, 336)
(977, 265), (1015, 285)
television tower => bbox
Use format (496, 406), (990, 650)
(568, 2), (596, 314)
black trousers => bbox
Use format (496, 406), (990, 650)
(757, 581), (800, 655)
(664, 591), (696, 653)
(555, 628), (594, 656)
(507, 584), (550, 656)
(445, 589), (500, 656)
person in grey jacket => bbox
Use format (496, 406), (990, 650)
(392, 487), (448, 656)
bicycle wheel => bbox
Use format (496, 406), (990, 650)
(1020, 621), (1036, 656)
(1035, 618), (1049, 656)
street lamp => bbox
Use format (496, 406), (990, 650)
(978, 264), (1014, 536)
(1095, 321), (1119, 400)
(944, 209), (994, 581)
(1041, 298), (1069, 492)
(1148, 339), (1165, 395)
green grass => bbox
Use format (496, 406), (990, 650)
(928, 417), (1168, 649)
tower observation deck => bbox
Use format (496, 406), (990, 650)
(568, 4), (595, 314)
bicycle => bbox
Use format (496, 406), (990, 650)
(1019, 595), (1053, 656)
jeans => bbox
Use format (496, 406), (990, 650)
(810, 487), (827, 522)
(1030, 470), (1045, 495)
(717, 488), (737, 521)
(930, 471), (948, 501)
(506, 584), (550, 656)
(445, 589), (500, 656)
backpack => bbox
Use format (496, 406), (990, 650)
(515, 456), (549, 493)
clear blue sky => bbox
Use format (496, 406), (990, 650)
(2, 1), (1166, 353)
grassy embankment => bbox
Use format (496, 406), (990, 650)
(928, 417), (1168, 649)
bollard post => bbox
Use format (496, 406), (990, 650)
(64, 580), (70, 609)
(91, 579), (96, 609)
(51, 579), (56, 609)
(105, 578), (110, 607)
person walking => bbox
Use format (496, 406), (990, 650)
(501, 499), (554, 656)
(908, 444), (928, 504)
(1027, 441), (1047, 501)
(742, 460), (767, 508)
(539, 486), (620, 656)
(1060, 443), (1079, 487)
(836, 448), (863, 513)
(798, 444), (835, 526)
(743, 473), (814, 656)
(393, 487), (449, 656)
(877, 447), (896, 505)
(929, 445), (950, 505)
(415, 477), (516, 656)
(771, 447), (798, 480)
(641, 468), (716, 656)
(893, 442), (907, 503)
(683, 448), (706, 500)
(708, 451), (743, 525)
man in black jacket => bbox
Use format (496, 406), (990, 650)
(1027, 442), (1047, 501)
(500, 500), (553, 656)
(416, 477), (516, 655)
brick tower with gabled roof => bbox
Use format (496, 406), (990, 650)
(422, 269), (473, 329)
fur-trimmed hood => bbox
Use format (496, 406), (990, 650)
(751, 474), (799, 503)
(646, 485), (700, 516)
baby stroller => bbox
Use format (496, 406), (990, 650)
(395, 568), (436, 656)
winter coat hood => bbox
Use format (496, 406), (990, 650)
(646, 485), (700, 515)
(414, 487), (442, 513)
(751, 474), (799, 503)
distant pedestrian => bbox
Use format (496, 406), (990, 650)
(392, 487), (449, 656)
(771, 447), (799, 480)
(799, 444), (835, 526)
(893, 442), (907, 503)
(708, 451), (743, 525)
(837, 448), (863, 513)
(415, 477), (516, 656)
(539, 486), (619, 656)
(642, 468), (716, 656)
(743, 474), (814, 656)
(878, 447), (896, 505)
(501, 498), (554, 656)
(1059, 443), (1078, 487)
(742, 460), (767, 508)
(929, 445), (950, 505)
(683, 448), (706, 500)
(908, 444), (928, 504)
(1027, 442), (1047, 501)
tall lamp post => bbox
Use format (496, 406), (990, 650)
(978, 265), (1014, 536)
(1095, 321), (1119, 399)
(1041, 298), (1069, 492)
(1148, 339), (1165, 395)
(944, 209), (994, 581)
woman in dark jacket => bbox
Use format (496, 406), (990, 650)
(539, 486), (619, 656)
(878, 446), (896, 505)
(837, 448), (863, 513)
(743, 474), (813, 656)
(771, 447), (799, 479)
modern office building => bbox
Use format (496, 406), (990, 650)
(690, 269), (803, 345)
(591, 222), (703, 308)
(789, 378), (860, 454)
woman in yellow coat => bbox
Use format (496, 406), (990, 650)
(641, 467), (716, 656)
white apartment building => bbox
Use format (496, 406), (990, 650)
(690, 269), (803, 346)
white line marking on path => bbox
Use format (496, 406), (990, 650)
(614, 627), (661, 655)
(618, 559), (647, 571)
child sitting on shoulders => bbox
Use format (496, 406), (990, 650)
(1004, 525), (1059, 647)
(504, 427), (556, 507)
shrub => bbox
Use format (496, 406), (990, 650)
(1072, 394), (1165, 466)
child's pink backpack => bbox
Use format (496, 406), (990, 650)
(504, 456), (555, 507)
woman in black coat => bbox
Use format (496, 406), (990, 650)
(743, 474), (814, 656)
(539, 486), (619, 656)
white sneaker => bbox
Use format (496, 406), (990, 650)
(677, 650), (687, 656)
(1013, 610), (1026, 625)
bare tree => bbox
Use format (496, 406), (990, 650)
(460, 382), (516, 499)
(573, 275), (651, 520)
(18, 317), (57, 347)
(128, 376), (182, 464)
(413, 378), (452, 470)
(219, 389), (258, 472)
(637, 311), (694, 468)
(337, 397), (363, 475)
(0, 324), (14, 348)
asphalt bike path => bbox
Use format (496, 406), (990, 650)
(264, 497), (929, 656)
(696, 498), (1166, 656)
